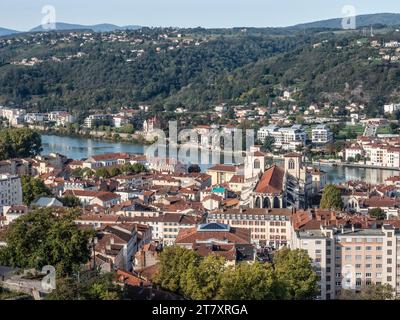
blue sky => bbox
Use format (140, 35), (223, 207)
(1, 0), (400, 31)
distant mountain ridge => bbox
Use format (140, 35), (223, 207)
(291, 13), (400, 29)
(29, 22), (142, 33)
(2, 12), (400, 36)
(0, 27), (19, 36)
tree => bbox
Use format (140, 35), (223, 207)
(273, 248), (318, 300)
(154, 246), (200, 294)
(72, 167), (94, 178)
(217, 262), (276, 300)
(261, 136), (275, 153)
(118, 124), (135, 134)
(320, 184), (343, 211)
(121, 163), (147, 174)
(0, 208), (93, 276)
(60, 195), (81, 208)
(21, 175), (52, 206)
(188, 164), (201, 173)
(182, 254), (225, 300)
(47, 271), (123, 300)
(109, 167), (121, 177)
(339, 284), (395, 300)
(0, 128), (42, 160)
(95, 167), (111, 179)
(369, 208), (386, 220)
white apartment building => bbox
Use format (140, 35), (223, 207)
(0, 107), (26, 126)
(257, 125), (307, 151)
(291, 225), (399, 300)
(48, 111), (76, 126)
(384, 103), (400, 115)
(24, 113), (47, 124)
(312, 125), (334, 145)
(84, 114), (112, 128)
(0, 174), (23, 212)
(363, 145), (400, 169)
(345, 147), (364, 161)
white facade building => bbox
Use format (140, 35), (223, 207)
(384, 103), (400, 114)
(312, 125), (333, 145)
(0, 174), (23, 212)
(257, 125), (307, 151)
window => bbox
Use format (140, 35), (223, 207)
(366, 273), (372, 278)
(356, 246), (362, 251)
(288, 159), (295, 170)
(366, 246), (372, 251)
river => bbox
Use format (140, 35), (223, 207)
(41, 134), (400, 185)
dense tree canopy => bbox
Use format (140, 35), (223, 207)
(0, 208), (93, 276)
(320, 184), (344, 211)
(0, 128), (42, 160)
(21, 175), (52, 206)
(46, 271), (123, 300)
(0, 28), (398, 118)
(339, 284), (395, 300)
(155, 246), (318, 300)
(273, 248), (319, 300)
(369, 208), (386, 220)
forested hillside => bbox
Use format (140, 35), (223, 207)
(0, 26), (400, 116)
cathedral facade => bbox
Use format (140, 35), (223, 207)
(249, 153), (313, 210)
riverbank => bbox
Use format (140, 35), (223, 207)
(268, 154), (400, 172)
(29, 125), (156, 146)
(313, 161), (400, 172)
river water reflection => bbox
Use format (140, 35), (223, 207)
(42, 135), (399, 185)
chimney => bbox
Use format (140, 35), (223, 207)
(110, 237), (115, 245)
(106, 243), (111, 251)
(341, 226), (344, 234)
(351, 224), (355, 232)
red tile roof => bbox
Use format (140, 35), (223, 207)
(175, 225), (251, 245)
(90, 153), (130, 161)
(254, 165), (285, 194)
(207, 164), (237, 172)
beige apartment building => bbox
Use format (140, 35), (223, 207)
(207, 208), (293, 247)
(291, 224), (399, 300)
